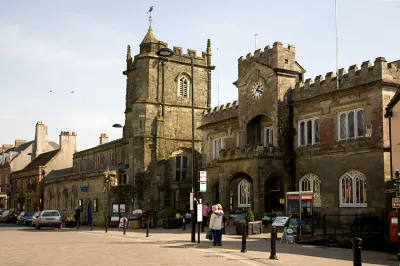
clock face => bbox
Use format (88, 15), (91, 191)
(252, 82), (263, 99)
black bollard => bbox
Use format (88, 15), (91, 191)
(123, 218), (126, 235)
(197, 222), (200, 243)
(296, 226), (300, 242)
(105, 216), (108, 233)
(146, 219), (150, 237)
(269, 226), (278, 260)
(241, 223), (247, 253)
(351, 237), (362, 266)
(182, 217), (186, 231)
(90, 219), (93, 231)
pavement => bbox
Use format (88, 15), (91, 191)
(0, 223), (398, 266)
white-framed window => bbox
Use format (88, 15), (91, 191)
(175, 155), (188, 182)
(299, 174), (322, 207)
(298, 118), (320, 146)
(339, 170), (367, 207)
(238, 179), (251, 207)
(212, 138), (224, 159)
(338, 109), (364, 140)
(263, 127), (273, 146)
(118, 173), (129, 185)
(178, 76), (189, 97)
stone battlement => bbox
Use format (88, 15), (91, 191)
(202, 101), (239, 125)
(237, 42), (300, 76)
(172, 46), (208, 61)
(239, 42), (295, 63)
(292, 57), (400, 102)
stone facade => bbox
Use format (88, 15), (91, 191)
(42, 28), (214, 224)
(201, 42), (400, 220)
(12, 131), (76, 211)
(0, 122), (58, 209)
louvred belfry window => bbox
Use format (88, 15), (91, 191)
(178, 77), (188, 97)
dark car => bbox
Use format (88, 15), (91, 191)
(0, 209), (18, 223)
(17, 211), (35, 225)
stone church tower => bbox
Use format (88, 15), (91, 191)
(123, 29), (214, 213)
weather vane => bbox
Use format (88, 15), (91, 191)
(147, 6), (154, 29)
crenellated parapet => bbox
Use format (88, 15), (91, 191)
(292, 57), (400, 102)
(201, 101), (239, 126)
(237, 42), (302, 77)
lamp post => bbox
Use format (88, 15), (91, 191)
(156, 47), (197, 243)
(113, 123), (135, 213)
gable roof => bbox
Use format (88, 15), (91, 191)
(24, 150), (59, 170)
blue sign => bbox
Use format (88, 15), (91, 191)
(298, 221), (306, 226)
(80, 186), (88, 192)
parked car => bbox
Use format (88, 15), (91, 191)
(0, 209), (18, 223)
(34, 210), (62, 229)
(17, 211), (35, 225)
(31, 211), (41, 227)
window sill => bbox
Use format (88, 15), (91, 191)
(238, 204), (251, 208)
(338, 137), (364, 142)
(339, 204), (367, 208)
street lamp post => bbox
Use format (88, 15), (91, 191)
(156, 47), (197, 243)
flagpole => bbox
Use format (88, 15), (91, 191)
(335, 0), (339, 90)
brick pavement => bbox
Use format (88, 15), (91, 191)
(76, 225), (398, 266)
(2, 222), (396, 266)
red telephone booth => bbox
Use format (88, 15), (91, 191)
(389, 211), (398, 243)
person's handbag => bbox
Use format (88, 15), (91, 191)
(205, 230), (213, 241)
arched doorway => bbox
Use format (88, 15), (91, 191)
(264, 176), (284, 213)
(83, 199), (92, 225)
(228, 173), (253, 213)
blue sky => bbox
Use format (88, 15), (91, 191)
(0, 0), (399, 151)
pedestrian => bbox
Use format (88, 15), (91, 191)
(202, 203), (209, 232)
(209, 205), (223, 246)
(217, 204), (226, 235)
(74, 208), (81, 230)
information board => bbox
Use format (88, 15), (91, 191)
(272, 216), (290, 227)
(197, 204), (203, 222)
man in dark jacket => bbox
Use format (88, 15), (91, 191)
(74, 208), (81, 230)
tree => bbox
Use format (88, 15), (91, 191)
(245, 206), (254, 222)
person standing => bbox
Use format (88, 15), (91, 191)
(209, 205), (223, 246)
(217, 204), (226, 235)
(74, 208), (81, 230)
(202, 203), (210, 232)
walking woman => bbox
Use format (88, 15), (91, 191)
(209, 205), (223, 246)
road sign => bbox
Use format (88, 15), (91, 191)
(199, 182), (206, 192)
(199, 171), (207, 182)
(392, 198), (400, 208)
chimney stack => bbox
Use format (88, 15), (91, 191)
(100, 133), (109, 145)
(14, 140), (27, 148)
(59, 131), (77, 152)
(34, 121), (49, 157)
(1, 144), (13, 153)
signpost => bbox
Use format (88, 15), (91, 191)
(199, 171), (207, 192)
(393, 198), (400, 208)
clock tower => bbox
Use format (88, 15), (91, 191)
(233, 41), (305, 152)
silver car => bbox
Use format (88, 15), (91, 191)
(34, 210), (62, 229)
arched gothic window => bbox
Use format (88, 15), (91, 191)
(299, 174), (322, 207)
(238, 179), (251, 207)
(178, 76), (189, 97)
(339, 170), (367, 207)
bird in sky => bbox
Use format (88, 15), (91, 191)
(49, 90), (52, 92)
(71, 91), (74, 93)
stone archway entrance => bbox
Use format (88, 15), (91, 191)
(83, 198), (91, 225)
(228, 173), (253, 213)
(264, 176), (284, 213)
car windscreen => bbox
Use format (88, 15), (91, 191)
(25, 212), (34, 216)
(41, 211), (60, 217)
